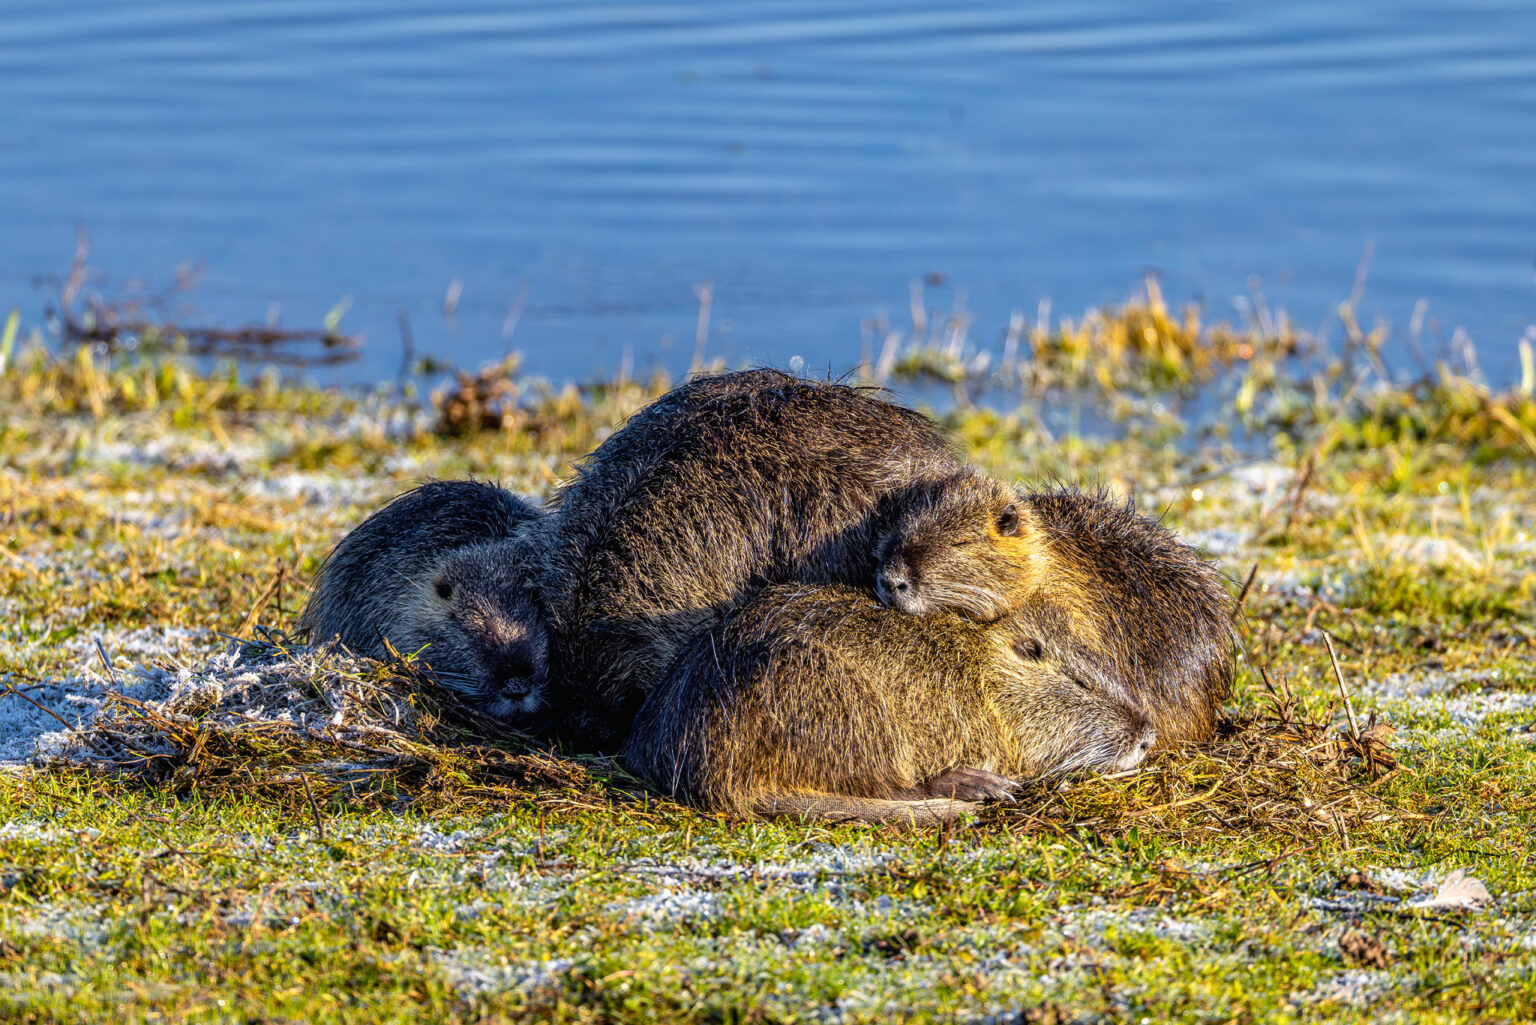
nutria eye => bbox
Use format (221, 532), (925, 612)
(995, 503), (1021, 536)
(1013, 637), (1045, 660)
(434, 580), (454, 600)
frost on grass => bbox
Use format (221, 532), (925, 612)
(10, 902), (114, 951)
(88, 436), (270, 474)
(1291, 969), (1408, 1010)
(601, 848), (928, 935)
(1356, 667), (1536, 743)
(412, 826), (488, 854)
(4, 638), (431, 770)
(1, 614), (207, 680)
(1179, 525), (1252, 558)
(429, 948), (575, 1001)
(0, 648), (182, 767)
(623, 843), (900, 888)
(1059, 904), (1213, 945)
(606, 888), (723, 928)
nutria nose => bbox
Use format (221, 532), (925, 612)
(499, 650), (538, 683)
(878, 569), (911, 600)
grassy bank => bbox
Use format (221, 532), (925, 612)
(1, 314), (1533, 1023)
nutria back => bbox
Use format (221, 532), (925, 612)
(299, 479), (549, 722)
(622, 583), (1156, 821)
(540, 368), (963, 749)
(876, 479), (1235, 744)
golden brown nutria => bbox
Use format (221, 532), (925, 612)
(875, 481), (1234, 745)
(539, 368), (966, 749)
(621, 583), (1157, 823)
(875, 469), (1046, 621)
(298, 479), (549, 722)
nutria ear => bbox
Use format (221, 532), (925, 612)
(995, 503), (1021, 536)
(1012, 636), (1045, 660)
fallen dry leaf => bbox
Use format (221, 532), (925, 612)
(1406, 869), (1492, 911)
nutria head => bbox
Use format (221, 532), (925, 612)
(876, 471), (1041, 622)
(397, 539), (549, 722)
(995, 609), (1158, 776)
(1021, 487), (1235, 745)
(299, 479), (550, 724)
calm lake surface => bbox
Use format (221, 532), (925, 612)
(5, 0), (1534, 386)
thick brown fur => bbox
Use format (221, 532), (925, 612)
(298, 479), (549, 722)
(621, 584), (1157, 822)
(876, 481), (1235, 744)
(540, 368), (967, 749)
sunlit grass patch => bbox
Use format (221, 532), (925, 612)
(1340, 559), (1534, 625)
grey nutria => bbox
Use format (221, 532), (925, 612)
(540, 368), (965, 748)
(621, 583), (1157, 823)
(299, 479), (549, 722)
(875, 478), (1234, 745)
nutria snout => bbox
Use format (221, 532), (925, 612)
(412, 540), (548, 721)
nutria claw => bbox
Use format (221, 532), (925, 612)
(919, 766), (1021, 803)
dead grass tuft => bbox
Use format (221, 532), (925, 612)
(72, 634), (639, 817)
(987, 680), (1406, 844)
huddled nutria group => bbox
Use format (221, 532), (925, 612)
(299, 368), (1235, 822)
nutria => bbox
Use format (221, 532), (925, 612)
(875, 480), (1234, 744)
(539, 368), (967, 748)
(621, 583), (1157, 823)
(298, 479), (549, 722)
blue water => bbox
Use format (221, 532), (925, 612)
(4, 0), (1534, 385)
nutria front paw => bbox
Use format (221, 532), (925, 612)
(920, 766), (1020, 802)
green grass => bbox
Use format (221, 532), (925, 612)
(1, 324), (1533, 1023)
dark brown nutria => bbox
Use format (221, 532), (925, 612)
(298, 479), (549, 722)
(539, 368), (968, 749)
(621, 583), (1157, 823)
(875, 481), (1235, 745)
